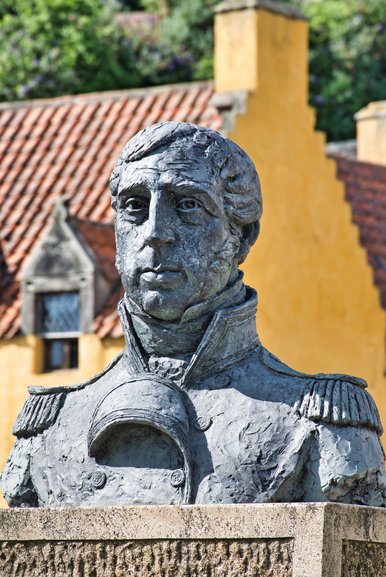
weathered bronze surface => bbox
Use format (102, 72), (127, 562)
(3, 122), (385, 507)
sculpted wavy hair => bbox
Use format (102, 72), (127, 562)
(110, 121), (263, 263)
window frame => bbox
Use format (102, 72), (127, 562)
(42, 337), (79, 372)
(36, 291), (81, 337)
(34, 290), (81, 372)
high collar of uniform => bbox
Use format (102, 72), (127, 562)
(124, 274), (246, 356)
(118, 283), (260, 387)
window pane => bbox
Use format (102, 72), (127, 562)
(43, 339), (79, 371)
(39, 292), (80, 333)
(50, 340), (64, 369)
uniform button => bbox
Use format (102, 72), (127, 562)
(170, 469), (185, 487)
(194, 416), (212, 431)
(91, 470), (107, 489)
(214, 374), (230, 388)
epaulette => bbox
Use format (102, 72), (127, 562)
(13, 390), (66, 438)
(260, 347), (382, 434)
(294, 378), (383, 434)
(12, 354), (124, 439)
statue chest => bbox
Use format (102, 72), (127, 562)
(29, 383), (313, 506)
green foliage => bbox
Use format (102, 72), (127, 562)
(0, 0), (138, 101)
(116, 0), (219, 84)
(157, 0), (220, 80)
(285, 0), (386, 140)
(0, 0), (199, 101)
(121, 31), (193, 86)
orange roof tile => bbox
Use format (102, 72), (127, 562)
(0, 82), (222, 338)
(330, 153), (386, 308)
(73, 220), (117, 283)
(93, 283), (124, 339)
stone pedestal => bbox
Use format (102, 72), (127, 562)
(0, 503), (385, 577)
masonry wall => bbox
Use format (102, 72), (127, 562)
(215, 6), (386, 427)
(1, 503), (386, 577)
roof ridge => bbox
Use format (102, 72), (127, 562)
(0, 81), (214, 111)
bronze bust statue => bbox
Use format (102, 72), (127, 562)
(3, 122), (385, 507)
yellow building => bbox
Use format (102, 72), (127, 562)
(214, 1), (386, 407)
(1, 0), (386, 502)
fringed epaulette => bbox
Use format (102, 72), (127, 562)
(260, 347), (382, 433)
(294, 378), (383, 435)
(11, 354), (124, 439)
(13, 390), (66, 438)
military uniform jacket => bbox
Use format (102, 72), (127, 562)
(3, 289), (386, 507)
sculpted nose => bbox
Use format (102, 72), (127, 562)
(144, 203), (175, 246)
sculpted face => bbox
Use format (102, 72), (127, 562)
(114, 145), (241, 321)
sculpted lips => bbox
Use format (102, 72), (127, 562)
(141, 266), (183, 288)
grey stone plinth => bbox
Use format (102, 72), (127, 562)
(0, 503), (385, 577)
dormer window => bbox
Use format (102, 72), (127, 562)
(21, 198), (119, 373)
(37, 292), (80, 371)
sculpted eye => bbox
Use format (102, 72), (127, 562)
(125, 197), (149, 211)
(176, 198), (202, 212)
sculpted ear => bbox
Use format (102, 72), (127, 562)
(236, 222), (260, 264)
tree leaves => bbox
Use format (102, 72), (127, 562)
(285, 0), (386, 140)
(0, 0), (134, 101)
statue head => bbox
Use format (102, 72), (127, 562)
(110, 121), (262, 322)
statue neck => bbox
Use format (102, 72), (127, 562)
(125, 274), (246, 356)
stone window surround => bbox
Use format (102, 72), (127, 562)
(21, 199), (99, 339)
(22, 273), (94, 337)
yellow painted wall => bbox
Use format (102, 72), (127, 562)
(215, 7), (386, 425)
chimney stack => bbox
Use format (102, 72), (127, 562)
(214, 0), (308, 105)
(355, 102), (386, 166)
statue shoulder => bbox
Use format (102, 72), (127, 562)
(13, 353), (123, 438)
(260, 347), (382, 434)
(13, 388), (67, 438)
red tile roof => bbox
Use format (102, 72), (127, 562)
(93, 283), (125, 340)
(331, 154), (386, 308)
(74, 219), (118, 283)
(0, 82), (222, 339)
